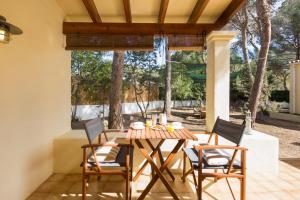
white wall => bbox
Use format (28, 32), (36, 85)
(0, 0), (70, 199)
(206, 31), (236, 131)
(290, 62), (300, 114)
(73, 100), (198, 120)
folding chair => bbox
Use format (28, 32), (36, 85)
(81, 118), (134, 200)
(182, 117), (247, 200)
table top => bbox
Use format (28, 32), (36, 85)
(127, 125), (198, 140)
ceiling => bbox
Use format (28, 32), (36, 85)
(57, 0), (245, 50)
(57, 0), (233, 23)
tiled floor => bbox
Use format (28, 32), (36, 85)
(28, 160), (300, 200)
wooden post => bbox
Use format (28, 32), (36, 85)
(241, 149), (247, 200)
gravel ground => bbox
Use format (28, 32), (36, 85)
(231, 115), (300, 159)
(163, 108), (300, 159)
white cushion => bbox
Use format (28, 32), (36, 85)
(88, 142), (120, 162)
(203, 149), (230, 166)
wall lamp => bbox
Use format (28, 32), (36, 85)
(0, 15), (22, 43)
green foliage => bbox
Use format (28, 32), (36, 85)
(229, 0), (299, 110)
(192, 82), (205, 101)
(271, 0), (300, 59)
(71, 51), (112, 104)
(171, 51), (206, 101)
(124, 51), (160, 85)
(270, 90), (289, 102)
(172, 73), (193, 101)
(124, 51), (160, 118)
(172, 51), (207, 64)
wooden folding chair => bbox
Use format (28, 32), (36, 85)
(81, 118), (134, 200)
(182, 117), (247, 200)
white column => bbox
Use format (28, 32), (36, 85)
(290, 62), (296, 113)
(206, 31), (237, 131)
(290, 61), (300, 114)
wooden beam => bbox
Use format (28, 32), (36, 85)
(188, 0), (210, 24)
(215, 0), (246, 28)
(158, 0), (169, 23)
(82, 0), (101, 23)
(63, 22), (215, 35)
(123, 0), (132, 23)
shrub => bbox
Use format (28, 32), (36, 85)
(270, 90), (289, 102)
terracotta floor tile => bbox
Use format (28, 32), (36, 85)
(28, 160), (300, 200)
(27, 193), (51, 200)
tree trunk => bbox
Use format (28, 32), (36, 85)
(108, 51), (124, 129)
(133, 81), (146, 119)
(241, 6), (254, 89)
(283, 73), (288, 91)
(164, 48), (172, 116)
(249, 0), (271, 123)
(71, 81), (80, 121)
(297, 39), (300, 60)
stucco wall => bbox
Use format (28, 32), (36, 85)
(0, 0), (70, 199)
(295, 63), (300, 113)
(290, 62), (300, 114)
(206, 31), (236, 131)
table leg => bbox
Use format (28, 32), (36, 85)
(146, 139), (175, 182)
(136, 139), (185, 200)
(133, 140), (164, 181)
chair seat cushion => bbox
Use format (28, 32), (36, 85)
(203, 148), (230, 166)
(183, 148), (241, 169)
(88, 142), (120, 162)
(86, 145), (134, 168)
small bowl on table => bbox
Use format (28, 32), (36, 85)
(132, 122), (145, 130)
(172, 122), (184, 129)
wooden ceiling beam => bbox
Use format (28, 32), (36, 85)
(63, 22), (215, 35)
(215, 0), (246, 28)
(158, 0), (169, 23)
(123, 0), (132, 23)
(82, 0), (102, 23)
(188, 0), (210, 24)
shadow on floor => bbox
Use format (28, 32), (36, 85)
(280, 158), (300, 170)
(230, 114), (300, 132)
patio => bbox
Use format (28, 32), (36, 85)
(1, 0), (299, 200)
(29, 160), (300, 200)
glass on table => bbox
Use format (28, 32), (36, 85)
(166, 124), (174, 133)
(145, 120), (152, 127)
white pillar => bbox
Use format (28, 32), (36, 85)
(206, 31), (237, 131)
(290, 61), (300, 114)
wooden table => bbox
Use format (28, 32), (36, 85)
(127, 125), (197, 200)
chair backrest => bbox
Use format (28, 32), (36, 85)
(212, 117), (245, 145)
(84, 118), (104, 144)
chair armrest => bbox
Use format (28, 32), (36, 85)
(81, 143), (133, 149)
(195, 145), (247, 151)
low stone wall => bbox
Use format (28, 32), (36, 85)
(54, 129), (279, 174)
(53, 130), (187, 174)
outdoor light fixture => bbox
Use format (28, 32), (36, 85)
(0, 15), (23, 43)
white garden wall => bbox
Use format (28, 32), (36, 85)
(73, 100), (198, 120)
